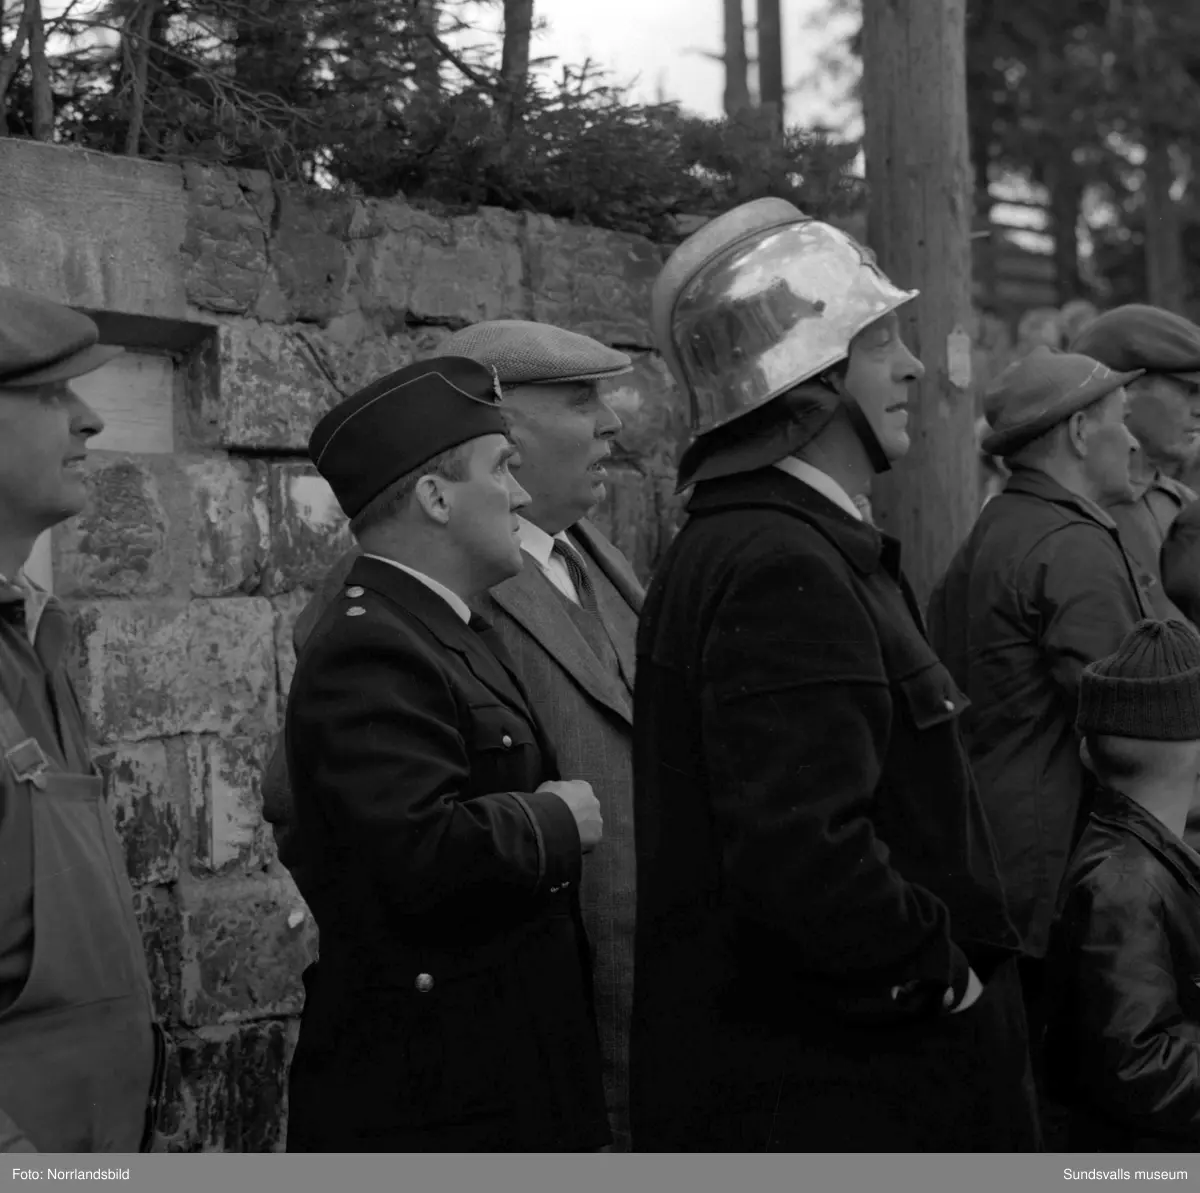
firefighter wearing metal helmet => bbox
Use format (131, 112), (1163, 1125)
(629, 199), (1039, 1151)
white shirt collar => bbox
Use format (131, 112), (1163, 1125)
(0, 569), (50, 644)
(774, 457), (864, 522)
(361, 555), (472, 625)
(516, 516), (572, 566)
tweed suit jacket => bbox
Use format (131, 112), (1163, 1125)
(263, 518), (643, 1151)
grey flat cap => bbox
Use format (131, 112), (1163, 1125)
(433, 319), (633, 385)
(0, 286), (123, 388)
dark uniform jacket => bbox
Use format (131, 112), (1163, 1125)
(928, 467), (1148, 958)
(1045, 787), (1200, 1151)
(1105, 456), (1194, 621)
(630, 467), (1036, 1152)
(284, 556), (609, 1153)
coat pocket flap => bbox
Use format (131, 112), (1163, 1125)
(898, 664), (971, 730)
(468, 704), (535, 752)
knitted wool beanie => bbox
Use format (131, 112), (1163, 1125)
(1077, 619), (1200, 740)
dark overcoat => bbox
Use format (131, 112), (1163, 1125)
(630, 467), (1038, 1152)
(928, 467), (1148, 957)
(284, 556), (610, 1152)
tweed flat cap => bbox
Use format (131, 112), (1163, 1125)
(982, 345), (1142, 458)
(0, 286), (123, 388)
(433, 320), (632, 385)
(1070, 304), (1200, 384)
(310, 357), (507, 520)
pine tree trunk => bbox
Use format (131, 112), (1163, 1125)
(1144, 131), (1185, 314)
(1047, 161), (1083, 303)
(26, 0), (52, 141)
(723, 0), (750, 116)
(756, 0), (783, 131)
(0, 0), (33, 136)
(861, 0), (976, 608)
(498, 0), (533, 136)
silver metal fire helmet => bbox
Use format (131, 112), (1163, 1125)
(652, 199), (919, 436)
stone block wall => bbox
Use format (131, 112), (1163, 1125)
(0, 136), (688, 1150)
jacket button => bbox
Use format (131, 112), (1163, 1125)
(346, 586), (365, 598)
(415, 973), (434, 993)
(942, 986), (956, 1009)
(943, 699), (955, 712)
(501, 734), (513, 749)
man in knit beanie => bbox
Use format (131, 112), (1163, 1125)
(1043, 619), (1200, 1150)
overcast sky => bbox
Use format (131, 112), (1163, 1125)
(38, 0), (857, 131)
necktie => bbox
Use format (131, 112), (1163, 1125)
(551, 539), (598, 612)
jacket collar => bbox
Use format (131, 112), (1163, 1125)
(1002, 466), (1118, 532)
(344, 555), (537, 722)
(686, 466), (891, 578)
(1091, 785), (1200, 903)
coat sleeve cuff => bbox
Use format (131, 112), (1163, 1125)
(512, 791), (583, 896)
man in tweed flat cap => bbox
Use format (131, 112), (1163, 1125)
(263, 319), (643, 1150)
(1070, 304), (1200, 620)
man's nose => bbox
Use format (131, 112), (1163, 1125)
(508, 476), (531, 510)
(67, 390), (105, 439)
(898, 342), (925, 383)
(596, 397), (622, 438)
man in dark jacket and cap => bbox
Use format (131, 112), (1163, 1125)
(0, 287), (165, 1153)
(1070, 304), (1200, 619)
(1044, 618), (1200, 1151)
(283, 357), (610, 1152)
(928, 346), (1148, 1126)
(630, 198), (1037, 1152)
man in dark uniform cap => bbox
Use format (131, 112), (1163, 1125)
(283, 356), (610, 1152)
(0, 287), (165, 1153)
(1070, 304), (1200, 619)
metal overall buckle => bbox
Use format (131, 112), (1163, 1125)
(5, 737), (49, 789)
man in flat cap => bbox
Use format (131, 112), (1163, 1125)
(283, 356), (610, 1152)
(0, 287), (166, 1153)
(631, 199), (1034, 1152)
(264, 319), (642, 1149)
(928, 345), (1148, 1139)
(1070, 304), (1200, 619)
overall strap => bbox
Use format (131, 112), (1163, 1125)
(0, 688), (58, 790)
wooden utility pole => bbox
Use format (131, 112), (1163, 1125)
(861, 0), (976, 608)
(757, 0), (783, 131)
(722, 0), (750, 115)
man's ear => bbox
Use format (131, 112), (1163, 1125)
(1065, 410), (1090, 459)
(414, 474), (453, 525)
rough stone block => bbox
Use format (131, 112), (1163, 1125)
(181, 162), (274, 315)
(185, 458), (269, 597)
(273, 589), (314, 700)
(162, 1021), (293, 1152)
(180, 875), (316, 1027)
(54, 455), (171, 598)
(0, 138), (188, 317)
(257, 185), (359, 324)
(73, 599), (278, 743)
(525, 213), (663, 348)
(262, 463), (353, 595)
(95, 740), (180, 886)
(132, 884), (184, 1024)
(187, 736), (273, 875)
(358, 202), (528, 325)
(301, 311), (452, 396)
(200, 319), (342, 452)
